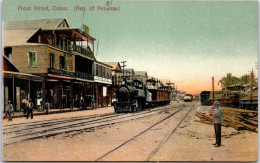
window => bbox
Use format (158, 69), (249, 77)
(50, 53), (55, 69)
(60, 56), (65, 70)
(38, 35), (41, 43)
(4, 47), (12, 61)
(28, 51), (37, 67)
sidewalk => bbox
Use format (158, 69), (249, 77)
(2, 106), (115, 124)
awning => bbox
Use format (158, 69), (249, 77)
(75, 77), (94, 83)
(3, 71), (43, 81)
(47, 74), (75, 80)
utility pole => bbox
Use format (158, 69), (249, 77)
(212, 76), (215, 100)
(121, 61), (127, 77)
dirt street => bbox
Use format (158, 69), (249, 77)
(2, 102), (257, 161)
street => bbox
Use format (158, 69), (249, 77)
(2, 101), (257, 161)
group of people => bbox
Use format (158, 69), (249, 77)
(4, 97), (51, 122)
(4, 98), (34, 121)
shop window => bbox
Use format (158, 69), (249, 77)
(50, 53), (55, 69)
(60, 56), (65, 70)
(28, 51), (37, 67)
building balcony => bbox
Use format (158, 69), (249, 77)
(76, 71), (94, 81)
(74, 45), (94, 58)
(48, 68), (75, 78)
(52, 45), (94, 59)
(55, 45), (72, 52)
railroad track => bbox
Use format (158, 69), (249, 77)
(95, 103), (196, 161)
(3, 104), (186, 146)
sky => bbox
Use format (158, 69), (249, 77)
(2, 0), (258, 94)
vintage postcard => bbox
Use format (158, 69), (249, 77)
(1, 0), (258, 161)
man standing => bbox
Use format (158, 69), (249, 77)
(4, 101), (14, 121)
(210, 100), (223, 147)
(26, 98), (34, 119)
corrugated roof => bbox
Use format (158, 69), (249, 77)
(3, 18), (68, 30)
(2, 29), (46, 46)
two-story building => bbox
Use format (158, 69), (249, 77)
(123, 68), (135, 79)
(3, 18), (96, 111)
(94, 60), (112, 107)
(105, 62), (122, 92)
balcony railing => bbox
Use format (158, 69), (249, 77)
(74, 45), (94, 58)
(76, 71), (94, 80)
(53, 44), (94, 58)
(48, 68), (75, 78)
(55, 45), (72, 52)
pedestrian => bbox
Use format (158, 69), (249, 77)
(26, 98), (34, 119)
(209, 100), (223, 147)
(37, 92), (42, 112)
(45, 99), (50, 115)
(3, 101), (14, 121)
(22, 98), (28, 114)
(91, 97), (95, 109)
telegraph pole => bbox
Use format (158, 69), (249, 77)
(121, 61), (127, 77)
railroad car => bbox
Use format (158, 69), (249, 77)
(114, 79), (171, 113)
(201, 90), (258, 110)
(200, 91), (211, 105)
(184, 96), (192, 102)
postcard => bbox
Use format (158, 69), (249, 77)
(1, 0), (258, 161)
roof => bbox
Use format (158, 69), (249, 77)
(2, 29), (48, 46)
(3, 18), (69, 30)
(104, 62), (122, 71)
(125, 68), (135, 73)
(95, 60), (113, 68)
(134, 71), (148, 77)
(42, 28), (96, 41)
(3, 55), (20, 72)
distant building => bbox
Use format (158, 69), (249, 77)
(123, 68), (135, 79)
(133, 71), (148, 83)
(104, 62), (122, 86)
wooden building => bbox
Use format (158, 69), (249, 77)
(94, 60), (112, 107)
(2, 18), (97, 111)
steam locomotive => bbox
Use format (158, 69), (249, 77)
(114, 79), (171, 113)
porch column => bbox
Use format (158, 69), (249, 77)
(28, 79), (30, 98)
(59, 80), (62, 110)
(42, 78), (46, 112)
(12, 76), (15, 111)
(96, 83), (98, 108)
(70, 81), (73, 109)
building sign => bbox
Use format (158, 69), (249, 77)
(103, 86), (107, 97)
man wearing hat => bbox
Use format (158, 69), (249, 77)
(210, 100), (223, 147)
(26, 98), (34, 119)
(3, 101), (14, 121)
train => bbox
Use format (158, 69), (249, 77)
(200, 90), (258, 110)
(114, 79), (171, 113)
